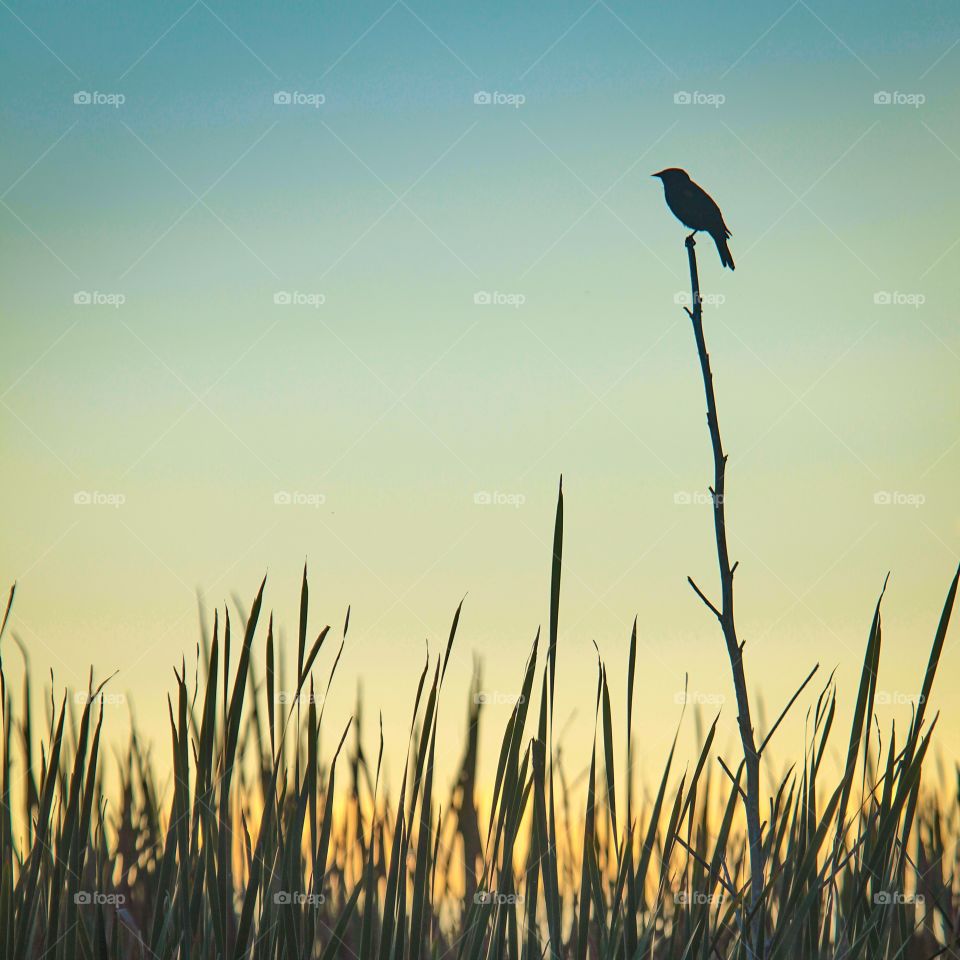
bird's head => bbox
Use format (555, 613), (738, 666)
(652, 168), (690, 185)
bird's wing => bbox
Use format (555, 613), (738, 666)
(691, 180), (731, 236)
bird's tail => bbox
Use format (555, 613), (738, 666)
(712, 230), (735, 270)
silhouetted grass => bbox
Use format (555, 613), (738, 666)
(0, 484), (957, 959)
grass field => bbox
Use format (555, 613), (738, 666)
(1, 483), (957, 960)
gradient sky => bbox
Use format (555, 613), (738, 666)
(2, 0), (958, 799)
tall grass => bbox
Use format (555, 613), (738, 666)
(0, 485), (957, 959)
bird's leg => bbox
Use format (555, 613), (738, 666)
(685, 230), (698, 246)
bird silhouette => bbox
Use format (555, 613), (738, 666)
(653, 169), (734, 270)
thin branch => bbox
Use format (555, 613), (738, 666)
(683, 233), (765, 957)
(687, 576), (722, 621)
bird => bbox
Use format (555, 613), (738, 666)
(653, 168), (735, 270)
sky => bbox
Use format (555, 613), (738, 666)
(1, 0), (958, 801)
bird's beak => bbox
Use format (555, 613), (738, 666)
(651, 171), (663, 179)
